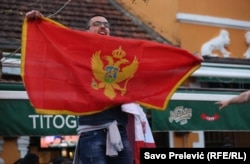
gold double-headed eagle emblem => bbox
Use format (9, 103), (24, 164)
(91, 46), (138, 99)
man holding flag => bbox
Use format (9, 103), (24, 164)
(24, 9), (202, 164)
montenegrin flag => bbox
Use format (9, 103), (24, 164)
(21, 17), (202, 115)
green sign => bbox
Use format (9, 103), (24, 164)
(0, 99), (77, 136)
(2, 91), (250, 135)
(151, 100), (250, 131)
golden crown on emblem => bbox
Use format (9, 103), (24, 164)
(112, 46), (126, 59)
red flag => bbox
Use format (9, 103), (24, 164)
(21, 17), (201, 115)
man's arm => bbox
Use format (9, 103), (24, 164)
(215, 90), (250, 110)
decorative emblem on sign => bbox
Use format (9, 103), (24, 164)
(91, 46), (138, 99)
(200, 113), (220, 121)
(169, 106), (192, 125)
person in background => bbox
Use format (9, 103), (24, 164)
(215, 90), (250, 110)
(49, 156), (66, 164)
(21, 153), (39, 164)
(25, 10), (133, 164)
(13, 158), (24, 164)
(0, 157), (4, 164)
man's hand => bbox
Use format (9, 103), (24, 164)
(215, 100), (229, 110)
(25, 10), (43, 20)
(194, 52), (204, 61)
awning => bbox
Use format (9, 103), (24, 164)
(3, 52), (250, 82)
(192, 62), (250, 83)
(1, 52), (21, 76)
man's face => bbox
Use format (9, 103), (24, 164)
(87, 16), (110, 36)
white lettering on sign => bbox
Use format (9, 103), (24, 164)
(28, 115), (77, 129)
